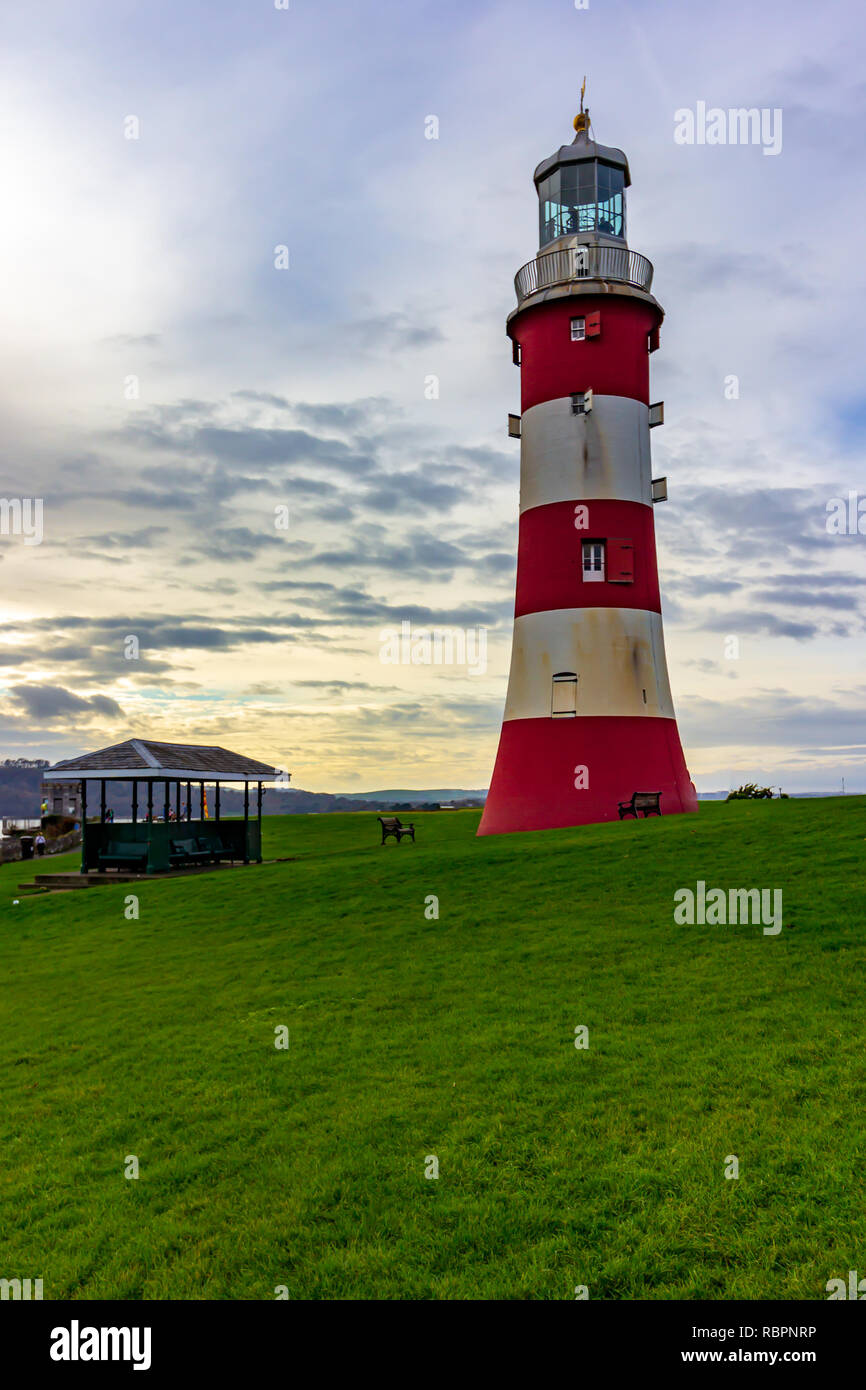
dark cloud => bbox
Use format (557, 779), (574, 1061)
(231, 390), (290, 409)
(102, 332), (162, 349)
(752, 588), (860, 610)
(698, 609), (828, 641)
(121, 418), (377, 477)
(680, 687), (866, 751)
(71, 526), (170, 560)
(309, 528), (478, 578)
(341, 312), (445, 351)
(190, 526), (289, 561)
(669, 575), (744, 598)
(256, 579), (509, 628)
(292, 399), (392, 432)
(762, 571), (864, 589)
(682, 658), (740, 679)
(362, 474), (468, 514)
(282, 476), (341, 497)
(9, 684), (124, 721)
(666, 244), (812, 298)
(288, 679), (398, 693)
(655, 487), (866, 636)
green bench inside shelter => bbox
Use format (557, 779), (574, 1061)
(97, 841), (148, 871)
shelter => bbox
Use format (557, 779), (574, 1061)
(44, 739), (282, 875)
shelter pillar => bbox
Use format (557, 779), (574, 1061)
(80, 779), (87, 873)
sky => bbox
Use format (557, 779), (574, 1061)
(0, 0), (864, 793)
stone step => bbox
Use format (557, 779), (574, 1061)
(29, 874), (107, 887)
(27, 876), (90, 888)
(23, 861), (269, 890)
(19, 880), (88, 890)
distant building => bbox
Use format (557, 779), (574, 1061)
(40, 779), (82, 819)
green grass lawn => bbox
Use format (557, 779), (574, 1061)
(1, 798), (864, 1300)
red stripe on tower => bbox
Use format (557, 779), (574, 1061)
(518, 295), (657, 412)
(479, 97), (697, 836)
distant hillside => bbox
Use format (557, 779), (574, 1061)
(0, 763), (49, 818)
(336, 789), (488, 804)
(0, 765), (484, 819)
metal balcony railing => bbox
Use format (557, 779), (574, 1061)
(514, 245), (654, 303)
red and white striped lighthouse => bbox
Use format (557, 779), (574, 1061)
(479, 97), (697, 836)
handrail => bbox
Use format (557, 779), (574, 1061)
(515, 245), (654, 303)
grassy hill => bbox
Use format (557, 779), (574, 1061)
(1, 798), (864, 1300)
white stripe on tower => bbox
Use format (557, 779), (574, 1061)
(520, 395), (652, 512)
(502, 607), (675, 721)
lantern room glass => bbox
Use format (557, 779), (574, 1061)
(538, 161), (625, 247)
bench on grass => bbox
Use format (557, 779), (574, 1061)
(97, 841), (148, 871)
(618, 791), (662, 819)
(169, 837), (212, 867)
(378, 816), (415, 845)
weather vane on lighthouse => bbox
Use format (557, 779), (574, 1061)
(574, 76), (591, 138)
(478, 99), (698, 835)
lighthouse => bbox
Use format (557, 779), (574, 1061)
(479, 94), (698, 836)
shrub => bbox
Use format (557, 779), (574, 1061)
(726, 783), (778, 801)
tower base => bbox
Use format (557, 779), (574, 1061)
(478, 715), (697, 836)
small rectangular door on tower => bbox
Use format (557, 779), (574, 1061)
(607, 538), (634, 583)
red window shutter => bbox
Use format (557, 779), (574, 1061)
(585, 311), (601, 338)
(608, 538), (634, 583)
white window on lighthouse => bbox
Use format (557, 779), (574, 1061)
(551, 672), (578, 717)
(570, 317), (586, 341)
(582, 539), (605, 582)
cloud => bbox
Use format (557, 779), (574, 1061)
(102, 332), (162, 349)
(9, 684), (124, 721)
(665, 243), (812, 298)
(698, 610), (830, 641)
(680, 687), (866, 752)
(751, 587), (860, 610)
(291, 398), (393, 432)
(341, 312), (445, 351)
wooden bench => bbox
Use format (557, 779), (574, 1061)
(97, 841), (148, 870)
(378, 816), (415, 845)
(618, 791), (662, 820)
